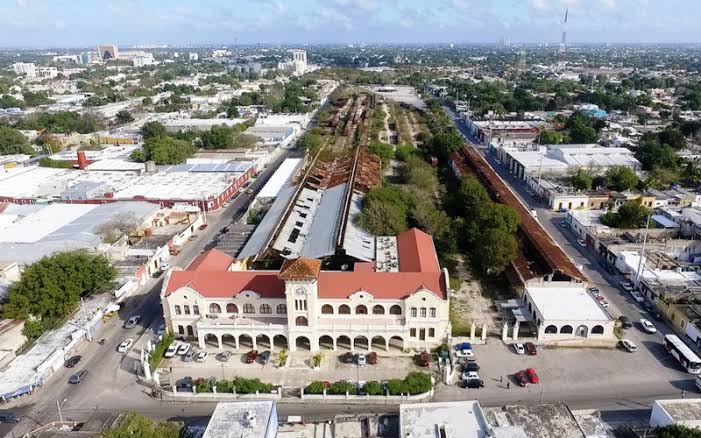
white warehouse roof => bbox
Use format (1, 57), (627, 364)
(256, 158), (302, 199)
(526, 283), (611, 321)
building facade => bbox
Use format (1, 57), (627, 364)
(161, 228), (451, 352)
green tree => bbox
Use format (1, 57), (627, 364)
(102, 413), (181, 438)
(658, 126), (687, 150)
(231, 133), (259, 149)
(601, 202), (649, 229)
(0, 94), (24, 109)
(655, 424), (701, 438)
(430, 129), (463, 160)
(305, 381), (326, 394)
(357, 200), (408, 236)
(115, 110), (134, 124)
(635, 135), (680, 171)
(537, 129), (567, 144)
(0, 126), (34, 155)
(365, 381), (384, 395)
(570, 168), (593, 190)
(395, 144), (417, 161)
(605, 165), (639, 191)
(475, 228), (519, 274)
(132, 136), (196, 165)
(2, 251), (116, 332)
(565, 111), (599, 143)
(367, 141), (394, 169)
(140, 121), (167, 141)
(201, 125), (235, 149)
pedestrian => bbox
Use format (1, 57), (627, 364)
(507, 382), (510, 389)
(683, 390), (687, 399)
(500, 376), (503, 383)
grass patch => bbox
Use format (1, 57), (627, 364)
(450, 302), (471, 337)
(149, 333), (174, 369)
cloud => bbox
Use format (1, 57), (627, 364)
(332, 0), (379, 12)
(16, 0), (26, 7)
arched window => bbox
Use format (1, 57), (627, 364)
(184, 305), (190, 315)
(178, 325), (184, 334)
(389, 305), (402, 315)
(295, 316), (308, 326)
(276, 304), (287, 314)
(174, 305), (181, 315)
(591, 325), (604, 334)
(429, 308), (436, 318)
(339, 304), (351, 314)
(243, 303), (255, 314)
(321, 304), (334, 314)
(372, 305), (385, 315)
(193, 305), (199, 315)
(209, 303), (221, 314)
(544, 325), (558, 334)
(356, 305), (368, 315)
(259, 304), (272, 314)
(226, 303), (238, 313)
(560, 325), (573, 334)
(420, 308), (427, 317)
(410, 307), (417, 317)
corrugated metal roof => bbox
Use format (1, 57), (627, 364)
(238, 185), (298, 259)
(159, 162), (252, 173)
(300, 183), (348, 259)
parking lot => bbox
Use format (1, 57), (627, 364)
(159, 344), (435, 388)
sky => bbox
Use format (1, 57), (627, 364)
(1, 0), (699, 48)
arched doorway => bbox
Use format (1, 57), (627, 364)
(388, 336), (404, 351)
(204, 333), (219, 348)
(591, 325), (604, 334)
(544, 325), (558, 334)
(371, 335), (387, 351)
(576, 325), (589, 337)
(337, 335), (351, 350)
(222, 334), (237, 349)
(256, 334), (271, 349)
(273, 334), (288, 350)
(354, 335), (369, 351)
(295, 336), (311, 351)
(239, 334), (254, 349)
(560, 325), (573, 334)
(319, 335), (335, 350)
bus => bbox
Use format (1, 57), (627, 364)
(664, 334), (701, 374)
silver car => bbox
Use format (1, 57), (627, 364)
(183, 350), (197, 362)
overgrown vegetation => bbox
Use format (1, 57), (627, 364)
(148, 334), (174, 369)
(601, 202), (650, 229)
(101, 413), (181, 438)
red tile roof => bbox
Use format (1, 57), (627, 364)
(164, 271), (285, 298)
(317, 271), (447, 300)
(279, 257), (321, 280)
(396, 228), (440, 273)
(187, 249), (235, 272)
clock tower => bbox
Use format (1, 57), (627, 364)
(278, 257), (321, 350)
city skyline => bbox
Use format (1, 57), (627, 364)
(2, 0), (700, 48)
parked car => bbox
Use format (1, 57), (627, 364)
(454, 342), (474, 358)
(514, 370), (529, 387)
(513, 343), (525, 355)
(160, 262), (171, 271)
(559, 221), (568, 228)
(368, 352), (378, 365)
(462, 370), (480, 381)
(117, 339), (134, 353)
(524, 342), (537, 356)
(630, 290), (645, 303)
(341, 352), (354, 364)
(65, 355), (82, 368)
(588, 287), (600, 296)
(620, 281), (634, 292)
(164, 343), (179, 358)
(464, 378), (485, 389)
(199, 224), (208, 230)
(577, 239), (587, 248)
(68, 370), (89, 384)
(463, 361), (480, 372)
(526, 367), (540, 384)
(123, 315), (141, 329)
(417, 351), (430, 367)
(0, 410), (20, 423)
(156, 323), (166, 335)
(176, 343), (191, 355)
(196, 351), (208, 363)
(620, 339), (638, 353)
(245, 350), (258, 364)
(216, 351), (232, 362)
(183, 350), (196, 362)
(177, 376), (193, 391)
(356, 353), (367, 366)
(640, 318), (657, 334)
(619, 315), (633, 329)
(259, 351), (270, 365)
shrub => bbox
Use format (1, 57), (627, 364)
(305, 381), (326, 394)
(365, 381), (383, 395)
(312, 353), (322, 367)
(328, 381), (356, 395)
(386, 372), (432, 395)
(148, 334), (174, 369)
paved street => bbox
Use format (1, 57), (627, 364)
(1, 148), (298, 437)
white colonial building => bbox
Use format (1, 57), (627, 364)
(160, 228), (451, 352)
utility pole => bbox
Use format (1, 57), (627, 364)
(80, 297), (92, 342)
(634, 213), (652, 288)
(57, 398), (67, 422)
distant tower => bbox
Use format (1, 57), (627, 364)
(559, 8), (568, 60)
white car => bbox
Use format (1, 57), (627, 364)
(620, 281), (634, 292)
(513, 343), (525, 355)
(630, 290), (645, 303)
(577, 239), (587, 248)
(462, 370), (480, 381)
(356, 353), (367, 366)
(164, 343), (179, 358)
(117, 339), (134, 353)
(620, 339), (638, 353)
(455, 348), (474, 358)
(176, 343), (191, 355)
(640, 318), (657, 334)
(160, 262), (171, 271)
(196, 351), (208, 363)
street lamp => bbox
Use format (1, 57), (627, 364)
(57, 398), (67, 423)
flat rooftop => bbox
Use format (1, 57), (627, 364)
(203, 401), (276, 438)
(400, 401), (492, 438)
(654, 399), (701, 429)
(484, 403), (586, 438)
(527, 283), (611, 321)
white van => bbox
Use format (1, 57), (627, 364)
(164, 342), (179, 358)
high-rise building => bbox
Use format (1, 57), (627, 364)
(97, 44), (119, 61)
(291, 49), (307, 76)
(12, 62), (36, 77)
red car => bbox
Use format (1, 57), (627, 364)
(245, 350), (258, 363)
(526, 367), (539, 384)
(514, 370), (529, 387)
(417, 351), (430, 367)
(524, 342), (537, 356)
(368, 352), (378, 365)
